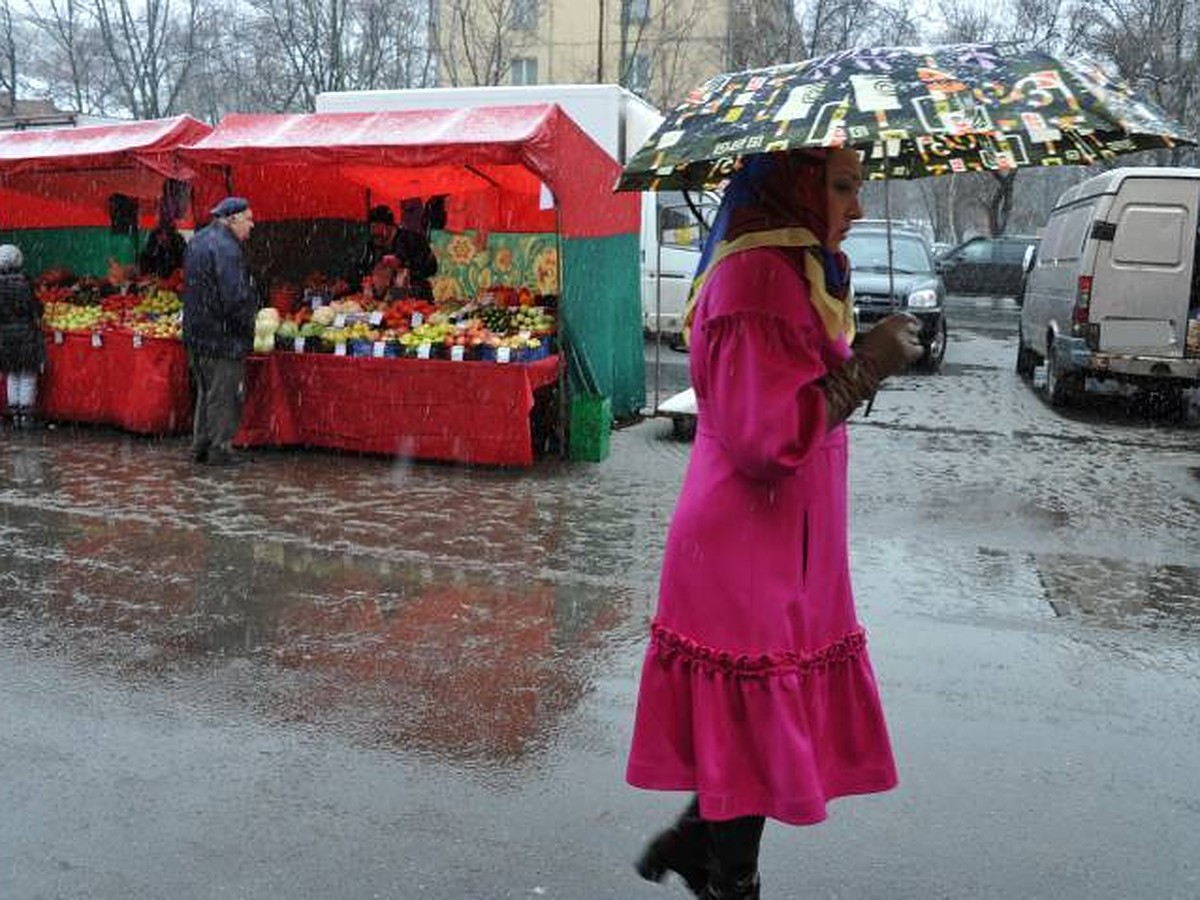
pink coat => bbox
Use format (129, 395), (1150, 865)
(626, 247), (898, 825)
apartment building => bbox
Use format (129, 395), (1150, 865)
(433, 1), (800, 109)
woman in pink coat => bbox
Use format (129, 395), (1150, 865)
(628, 148), (923, 899)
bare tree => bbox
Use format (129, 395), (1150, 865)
(0, 0), (17, 115)
(92, 0), (202, 117)
(1070, 0), (1199, 164)
(436, 0), (533, 86)
(23, 0), (118, 115)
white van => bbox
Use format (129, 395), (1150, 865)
(1017, 166), (1200, 406)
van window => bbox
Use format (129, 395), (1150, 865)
(1112, 205), (1187, 267)
(1037, 213), (1068, 265)
(1057, 201), (1096, 263)
(658, 191), (715, 250)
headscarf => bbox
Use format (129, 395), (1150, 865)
(0, 243), (24, 273)
(682, 150), (854, 345)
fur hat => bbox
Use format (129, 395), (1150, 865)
(0, 244), (24, 272)
(210, 196), (250, 218)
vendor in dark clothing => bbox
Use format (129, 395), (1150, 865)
(182, 196), (257, 467)
(139, 217), (187, 278)
(355, 204), (438, 300)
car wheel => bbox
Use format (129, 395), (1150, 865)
(1015, 326), (1038, 379)
(919, 315), (947, 373)
(1045, 341), (1082, 407)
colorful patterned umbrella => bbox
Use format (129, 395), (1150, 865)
(617, 42), (1197, 191)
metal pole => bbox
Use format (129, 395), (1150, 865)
(653, 195), (663, 415)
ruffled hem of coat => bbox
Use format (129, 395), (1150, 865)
(648, 620), (866, 678)
(626, 622), (898, 825)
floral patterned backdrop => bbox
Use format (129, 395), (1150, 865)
(429, 230), (559, 303)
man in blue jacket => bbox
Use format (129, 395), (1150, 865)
(182, 196), (257, 466)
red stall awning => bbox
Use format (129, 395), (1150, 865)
(178, 105), (638, 239)
(0, 115), (213, 228)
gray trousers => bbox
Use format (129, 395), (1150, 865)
(187, 352), (246, 457)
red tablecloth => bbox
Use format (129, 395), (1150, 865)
(235, 352), (560, 466)
(34, 331), (192, 434)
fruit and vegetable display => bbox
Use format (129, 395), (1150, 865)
(37, 269), (184, 341)
(36, 267), (558, 363)
(260, 279), (558, 363)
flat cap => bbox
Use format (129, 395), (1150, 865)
(210, 196), (250, 218)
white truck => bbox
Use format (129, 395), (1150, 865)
(315, 84), (713, 343)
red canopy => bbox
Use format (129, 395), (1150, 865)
(178, 105), (638, 238)
(0, 115), (213, 228)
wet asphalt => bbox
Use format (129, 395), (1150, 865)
(2, 298), (1199, 899)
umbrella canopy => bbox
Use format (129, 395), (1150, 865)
(617, 42), (1197, 191)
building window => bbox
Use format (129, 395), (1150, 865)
(623, 0), (650, 24)
(511, 57), (538, 85)
(628, 53), (651, 93)
(512, 0), (538, 31)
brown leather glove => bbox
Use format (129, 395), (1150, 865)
(820, 314), (924, 426)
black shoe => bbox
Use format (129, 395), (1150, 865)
(204, 449), (249, 467)
(701, 874), (761, 900)
(192, 447), (209, 463)
(636, 801), (710, 896)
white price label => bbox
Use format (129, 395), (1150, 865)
(294, 337), (305, 352)
(450, 344), (465, 362)
(53, 330), (63, 345)
(519, 330), (532, 340)
(333, 313), (347, 328)
(496, 346), (511, 364)
(91, 331), (103, 348)
(372, 341), (386, 358)
(132, 333), (143, 349)
(411, 312), (424, 328)
(369, 311), (384, 326)
(417, 342), (432, 359)
(334, 342), (347, 357)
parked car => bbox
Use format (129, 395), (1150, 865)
(844, 221), (948, 371)
(1017, 166), (1200, 408)
(939, 234), (1039, 297)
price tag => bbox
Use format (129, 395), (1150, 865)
(294, 337), (305, 353)
(132, 333), (143, 349)
(417, 342), (432, 359)
(333, 313), (347, 328)
(519, 329), (532, 340)
(496, 346), (511, 364)
(91, 331), (103, 349)
(53, 330), (63, 345)
(334, 342), (347, 357)
(369, 311), (384, 326)
(450, 344), (465, 362)
(372, 341), (386, 358)
(411, 312), (424, 328)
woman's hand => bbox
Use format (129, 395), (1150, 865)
(856, 313), (924, 378)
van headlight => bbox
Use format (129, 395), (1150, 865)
(907, 288), (939, 309)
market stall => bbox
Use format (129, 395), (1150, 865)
(0, 116), (210, 431)
(177, 105), (641, 464)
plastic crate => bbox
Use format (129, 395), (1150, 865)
(568, 393), (611, 462)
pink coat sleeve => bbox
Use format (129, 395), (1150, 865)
(694, 251), (831, 480)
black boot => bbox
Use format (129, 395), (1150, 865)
(635, 797), (710, 896)
(701, 815), (765, 899)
